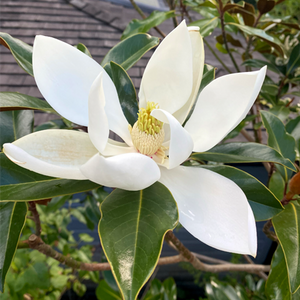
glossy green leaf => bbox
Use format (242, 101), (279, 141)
(199, 64), (216, 94)
(273, 202), (300, 293)
(122, 11), (176, 40)
(261, 111), (296, 181)
(0, 92), (56, 113)
(227, 23), (284, 56)
(99, 182), (178, 300)
(265, 245), (291, 300)
(0, 153), (100, 201)
(269, 171), (285, 200)
(96, 280), (122, 300)
(287, 43), (300, 75)
(189, 17), (218, 37)
(0, 32), (33, 76)
(101, 34), (159, 70)
(242, 59), (280, 73)
(191, 142), (296, 171)
(74, 43), (92, 58)
(205, 280), (241, 300)
(0, 110), (34, 149)
(0, 202), (27, 292)
(200, 165), (283, 221)
(109, 61), (138, 126)
(286, 116), (300, 151)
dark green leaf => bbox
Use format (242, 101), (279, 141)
(200, 165), (283, 221)
(227, 23), (284, 56)
(122, 11), (176, 39)
(189, 17), (219, 37)
(0, 110), (34, 149)
(0, 202), (27, 292)
(199, 64), (216, 94)
(265, 245), (295, 300)
(34, 119), (71, 132)
(286, 116), (300, 149)
(287, 43), (300, 76)
(0, 92), (56, 113)
(101, 34), (159, 70)
(162, 278), (177, 300)
(99, 182), (178, 300)
(242, 59), (280, 74)
(261, 111), (296, 181)
(109, 62), (138, 126)
(191, 142), (295, 171)
(0, 153), (100, 201)
(74, 43), (92, 58)
(0, 32), (33, 76)
(269, 106), (290, 122)
(273, 202), (300, 293)
(103, 270), (119, 292)
(269, 171), (285, 200)
(225, 115), (257, 140)
(95, 279), (122, 300)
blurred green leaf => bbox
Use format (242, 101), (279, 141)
(273, 202), (300, 293)
(0, 153), (99, 201)
(101, 33), (159, 70)
(200, 165), (283, 221)
(191, 142), (296, 171)
(108, 61), (138, 126)
(163, 278), (177, 300)
(261, 111), (296, 181)
(269, 171), (285, 200)
(286, 116), (300, 153)
(0, 202), (27, 292)
(74, 43), (92, 58)
(0, 32), (33, 76)
(287, 43), (300, 75)
(99, 182), (178, 300)
(96, 280), (122, 300)
(189, 17), (218, 37)
(227, 23), (284, 56)
(122, 11), (176, 39)
(0, 92), (55, 113)
(242, 59), (280, 73)
(269, 106), (290, 122)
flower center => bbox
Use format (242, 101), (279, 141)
(129, 102), (166, 161)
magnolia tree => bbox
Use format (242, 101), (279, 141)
(0, 0), (299, 299)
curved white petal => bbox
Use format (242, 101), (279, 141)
(185, 66), (267, 152)
(80, 153), (160, 191)
(173, 26), (205, 124)
(33, 35), (119, 127)
(88, 73), (132, 152)
(139, 21), (193, 114)
(159, 166), (257, 256)
(247, 203), (257, 257)
(3, 130), (98, 180)
(151, 109), (193, 169)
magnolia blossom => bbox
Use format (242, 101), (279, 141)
(3, 21), (266, 256)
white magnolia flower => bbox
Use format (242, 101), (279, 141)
(4, 21), (266, 256)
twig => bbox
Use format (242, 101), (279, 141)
(243, 255), (268, 280)
(204, 39), (232, 74)
(28, 202), (42, 236)
(129, 0), (166, 38)
(165, 231), (270, 276)
(26, 234), (183, 271)
(240, 128), (255, 142)
(218, 0), (240, 72)
(263, 220), (278, 242)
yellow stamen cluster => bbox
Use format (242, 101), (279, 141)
(129, 102), (166, 161)
(137, 102), (163, 135)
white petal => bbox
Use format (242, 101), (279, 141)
(159, 166), (257, 255)
(185, 66), (267, 152)
(101, 139), (136, 156)
(139, 21), (193, 114)
(80, 153), (160, 191)
(88, 73), (132, 152)
(247, 203), (257, 257)
(33, 35), (119, 127)
(3, 130), (98, 179)
(151, 109), (193, 169)
(173, 26), (205, 124)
